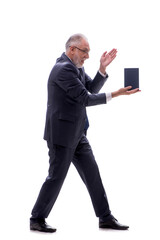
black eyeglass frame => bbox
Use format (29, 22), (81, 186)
(69, 46), (89, 55)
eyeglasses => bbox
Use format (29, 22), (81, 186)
(70, 46), (89, 55)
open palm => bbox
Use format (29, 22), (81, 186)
(100, 49), (117, 73)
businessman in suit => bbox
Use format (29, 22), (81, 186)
(30, 34), (139, 233)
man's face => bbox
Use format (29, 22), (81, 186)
(71, 39), (90, 68)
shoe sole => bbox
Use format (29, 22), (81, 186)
(30, 227), (56, 233)
(99, 225), (129, 230)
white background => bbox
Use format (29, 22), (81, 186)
(0, 0), (160, 239)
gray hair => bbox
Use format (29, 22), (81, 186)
(65, 33), (88, 50)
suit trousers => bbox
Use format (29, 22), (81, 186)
(31, 134), (111, 219)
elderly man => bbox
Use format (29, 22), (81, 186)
(30, 34), (139, 233)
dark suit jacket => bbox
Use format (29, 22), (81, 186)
(44, 53), (108, 148)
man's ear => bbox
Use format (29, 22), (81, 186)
(70, 46), (75, 54)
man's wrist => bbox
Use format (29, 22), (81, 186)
(111, 90), (120, 98)
(99, 64), (107, 75)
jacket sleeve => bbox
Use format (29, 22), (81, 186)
(85, 71), (108, 94)
(55, 64), (106, 107)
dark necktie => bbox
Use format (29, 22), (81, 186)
(78, 68), (84, 82)
(78, 68), (89, 132)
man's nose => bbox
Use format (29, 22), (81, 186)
(86, 52), (89, 59)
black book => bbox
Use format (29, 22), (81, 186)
(124, 68), (139, 90)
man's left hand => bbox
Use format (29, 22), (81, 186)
(99, 49), (117, 74)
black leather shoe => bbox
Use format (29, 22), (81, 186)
(99, 216), (129, 230)
(30, 219), (56, 233)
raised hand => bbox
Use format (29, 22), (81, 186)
(99, 49), (117, 74)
